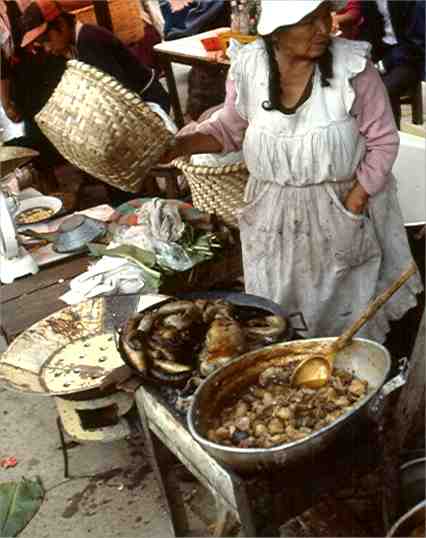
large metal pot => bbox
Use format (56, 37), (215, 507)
(188, 337), (391, 473)
(387, 501), (426, 537)
(400, 457), (426, 514)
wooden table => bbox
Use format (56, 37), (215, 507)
(154, 28), (230, 128)
(135, 383), (389, 537)
(0, 247), (242, 345)
(0, 256), (90, 345)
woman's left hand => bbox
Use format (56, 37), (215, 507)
(344, 182), (369, 215)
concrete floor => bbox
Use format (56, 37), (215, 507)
(0, 386), (223, 537)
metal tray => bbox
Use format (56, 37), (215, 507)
(0, 295), (139, 396)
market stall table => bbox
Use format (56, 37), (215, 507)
(0, 246), (242, 345)
(154, 28), (230, 128)
(135, 382), (388, 537)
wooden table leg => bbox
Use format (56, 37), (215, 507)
(212, 498), (239, 537)
(161, 58), (185, 129)
(150, 166), (180, 199)
(136, 398), (189, 537)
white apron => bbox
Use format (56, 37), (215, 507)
(231, 38), (423, 342)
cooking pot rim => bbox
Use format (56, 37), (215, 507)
(187, 337), (391, 456)
(387, 499), (426, 537)
(176, 290), (308, 337)
(400, 457), (426, 472)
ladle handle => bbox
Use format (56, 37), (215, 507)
(334, 262), (418, 351)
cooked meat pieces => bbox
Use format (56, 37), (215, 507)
(208, 368), (368, 449)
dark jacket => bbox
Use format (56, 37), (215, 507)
(1, 0), (66, 118)
(76, 24), (170, 112)
(359, 0), (425, 77)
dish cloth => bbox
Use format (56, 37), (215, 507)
(60, 255), (145, 305)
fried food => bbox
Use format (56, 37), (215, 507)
(16, 207), (55, 224)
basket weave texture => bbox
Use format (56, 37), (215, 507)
(35, 60), (174, 193)
(173, 158), (248, 228)
(72, 0), (145, 45)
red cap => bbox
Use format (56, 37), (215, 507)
(21, 0), (62, 48)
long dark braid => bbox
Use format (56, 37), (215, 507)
(262, 34), (334, 112)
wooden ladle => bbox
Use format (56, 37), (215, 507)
(291, 262), (418, 389)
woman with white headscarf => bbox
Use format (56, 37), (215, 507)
(162, 0), (423, 342)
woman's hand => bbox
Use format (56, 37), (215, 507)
(159, 132), (224, 164)
(344, 182), (369, 215)
(159, 138), (186, 165)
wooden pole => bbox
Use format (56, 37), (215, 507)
(92, 0), (113, 31)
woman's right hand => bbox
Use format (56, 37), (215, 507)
(159, 132), (224, 164)
(159, 138), (186, 164)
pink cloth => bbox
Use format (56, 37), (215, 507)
(178, 61), (399, 196)
(351, 61), (399, 195)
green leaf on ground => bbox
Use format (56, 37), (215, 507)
(0, 477), (44, 537)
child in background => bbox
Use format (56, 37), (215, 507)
(332, 0), (362, 39)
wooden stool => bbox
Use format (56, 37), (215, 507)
(400, 82), (424, 125)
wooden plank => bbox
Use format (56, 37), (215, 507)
(136, 388), (242, 513)
(1, 256), (90, 303)
(1, 280), (74, 342)
(395, 309), (426, 450)
(137, 398), (190, 537)
(92, 0), (113, 30)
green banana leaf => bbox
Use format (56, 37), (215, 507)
(0, 477), (44, 537)
(87, 243), (162, 290)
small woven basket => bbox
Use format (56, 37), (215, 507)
(35, 60), (174, 193)
(173, 158), (248, 228)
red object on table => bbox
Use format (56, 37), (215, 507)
(201, 36), (222, 52)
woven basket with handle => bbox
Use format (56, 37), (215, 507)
(35, 60), (174, 193)
(173, 158), (249, 228)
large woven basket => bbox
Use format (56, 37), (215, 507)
(72, 0), (145, 45)
(173, 158), (248, 228)
(35, 60), (174, 193)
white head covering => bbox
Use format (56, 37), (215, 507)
(257, 0), (347, 36)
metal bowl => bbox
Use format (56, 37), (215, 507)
(188, 337), (391, 473)
(387, 500), (426, 537)
(54, 214), (107, 253)
(400, 457), (426, 514)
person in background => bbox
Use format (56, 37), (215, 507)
(19, 0), (170, 113)
(331, 0), (362, 39)
(19, 0), (172, 205)
(359, 0), (425, 129)
(0, 0), (66, 191)
(161, 0), (422, 343)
